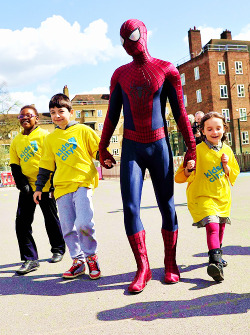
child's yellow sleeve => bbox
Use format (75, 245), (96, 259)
(174, 163), (188, 183)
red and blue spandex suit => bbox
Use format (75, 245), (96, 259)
(99, 19), (196, 292)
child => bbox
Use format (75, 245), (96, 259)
(10, 105), (65, 275)
(175, 112), (240, 282)
(33, 93), (102, 280)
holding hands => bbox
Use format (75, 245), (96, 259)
(184, 160), (196, 177)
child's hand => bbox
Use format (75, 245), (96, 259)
(33, 191), (42, 204)
(104, 159), (113, 168)
(221, 153), (229, 165)
(184, 160), (195, 177)
(186, 160), (195, 170)
(221, 153), (230, 176)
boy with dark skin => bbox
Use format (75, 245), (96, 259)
(10, 105), (65, 275)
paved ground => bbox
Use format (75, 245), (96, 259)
(0, 173), (249, 335)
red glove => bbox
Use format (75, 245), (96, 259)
(183, 147), (196, 168)
(99, 148), (116, 169)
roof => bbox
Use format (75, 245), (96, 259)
(205, 39), (250, 53)
(71, 94), (109, 102)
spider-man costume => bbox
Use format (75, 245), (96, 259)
(99, 19), (196, 293)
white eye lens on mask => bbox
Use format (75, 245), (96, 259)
(120, 36), (124, 45)
(129, 28), (140, 42)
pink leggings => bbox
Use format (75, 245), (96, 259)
(206, 222), (226, 250)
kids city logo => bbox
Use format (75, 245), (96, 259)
(204, 163), (224, 182)
(20, 141), (38, 162)
(56, 137), (77, 161)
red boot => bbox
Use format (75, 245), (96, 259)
(128, 230), (152, 293)
(161, 229), (180, 283)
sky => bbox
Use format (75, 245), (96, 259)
(0, 0), (250, 114)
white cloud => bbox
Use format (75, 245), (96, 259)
(184, 23), (250, 47)
(184, 26), (223, 46)
(234, 24), (250, 40)
(9, 91), (50, 114)
(0, 16), (125, 88)
(77, 86), (110, 95)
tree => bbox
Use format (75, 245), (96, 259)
(0, 83), (20, 169)
(0, 82), (20, 140)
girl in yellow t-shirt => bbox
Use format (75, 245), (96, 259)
(175, 112), (240, 282)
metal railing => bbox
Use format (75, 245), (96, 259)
(73, 100), (109, 105)
(203, 44), (248, 52)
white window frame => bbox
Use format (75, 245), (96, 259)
(180, 73), (185, 86)
(11, 131), (18, 139)
(241, 131), (249, 145)
(218, 61), (226, 75)
(112, 148), (119, 156)
(75, 110), (81, 118)
(194, 66), (200, 80)
(237, 84), (245, 97)
(222, 109), (230, 122)
(111, 135), (118, 143)
(184, 94), (187, 107)
(196, 89), (202, 103)
(227, 132), (232, 146)
(220, 85), (228, 98)
(235, 61), (243, 74)
(98, 123), (103, 131)
(97, 109), (103, 117)
(239, 108), (247, 121)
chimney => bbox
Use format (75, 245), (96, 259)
(220, 29), (232, 40)
(63, 85), (69, 97)
(188, 27), (202, 59)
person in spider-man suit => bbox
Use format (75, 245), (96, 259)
(99, 19), (196, 293)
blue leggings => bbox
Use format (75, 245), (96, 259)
(120, 138), (178, 236)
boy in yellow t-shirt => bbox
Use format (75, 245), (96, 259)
(10, 105), (65, 275)
(34, 94), (108, 280)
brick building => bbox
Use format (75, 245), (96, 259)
(177, 27), (250, 153)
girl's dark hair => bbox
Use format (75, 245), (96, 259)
(200, 111), (228, 143)
(20, 105), (38, 116)
(49, 93), (72, 112)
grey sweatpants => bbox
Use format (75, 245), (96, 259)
(56, 187), (98, 260)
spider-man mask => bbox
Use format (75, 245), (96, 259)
(120, 19), (149, 57)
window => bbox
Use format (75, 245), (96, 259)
(180, 73), (185, 86)
(75, 110), (81, 118)
(241, 131), (249, 145)
(165, 107), (169, 115)
(218, 61), (226, 75)
(235, 61), (243, 74)
(220, 85), (228, 98)
(227, 132), (232, 146)
(196, 89), (202, 103)
(222, 109), (230, 122)
(112, 148), (119, 156)
(85, 112), (89, 117)
(111, 135), (118, 143)
(184, 95), (187, 107)
(11, 131), (18, 139)
(98, 123), (103, 131)
(239, 108), (247, 121)
(194, 67), (200, 80)
(166, 120), (170, 127)
(237, 85), (245, 97)
(97, 110), (103, 117)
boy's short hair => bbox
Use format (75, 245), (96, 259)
(20, 105), (38, 116)
(49, 93), (72, 112)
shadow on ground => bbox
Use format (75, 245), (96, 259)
(97, 292), (250, 321)
(193, 245), (250, 258)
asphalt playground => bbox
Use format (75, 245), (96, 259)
(0, 173), (249, 335)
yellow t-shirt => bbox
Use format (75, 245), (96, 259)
(9, 127), (51, 192)
(39, 123), (100, 200)
(175, 142), (240, 223)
